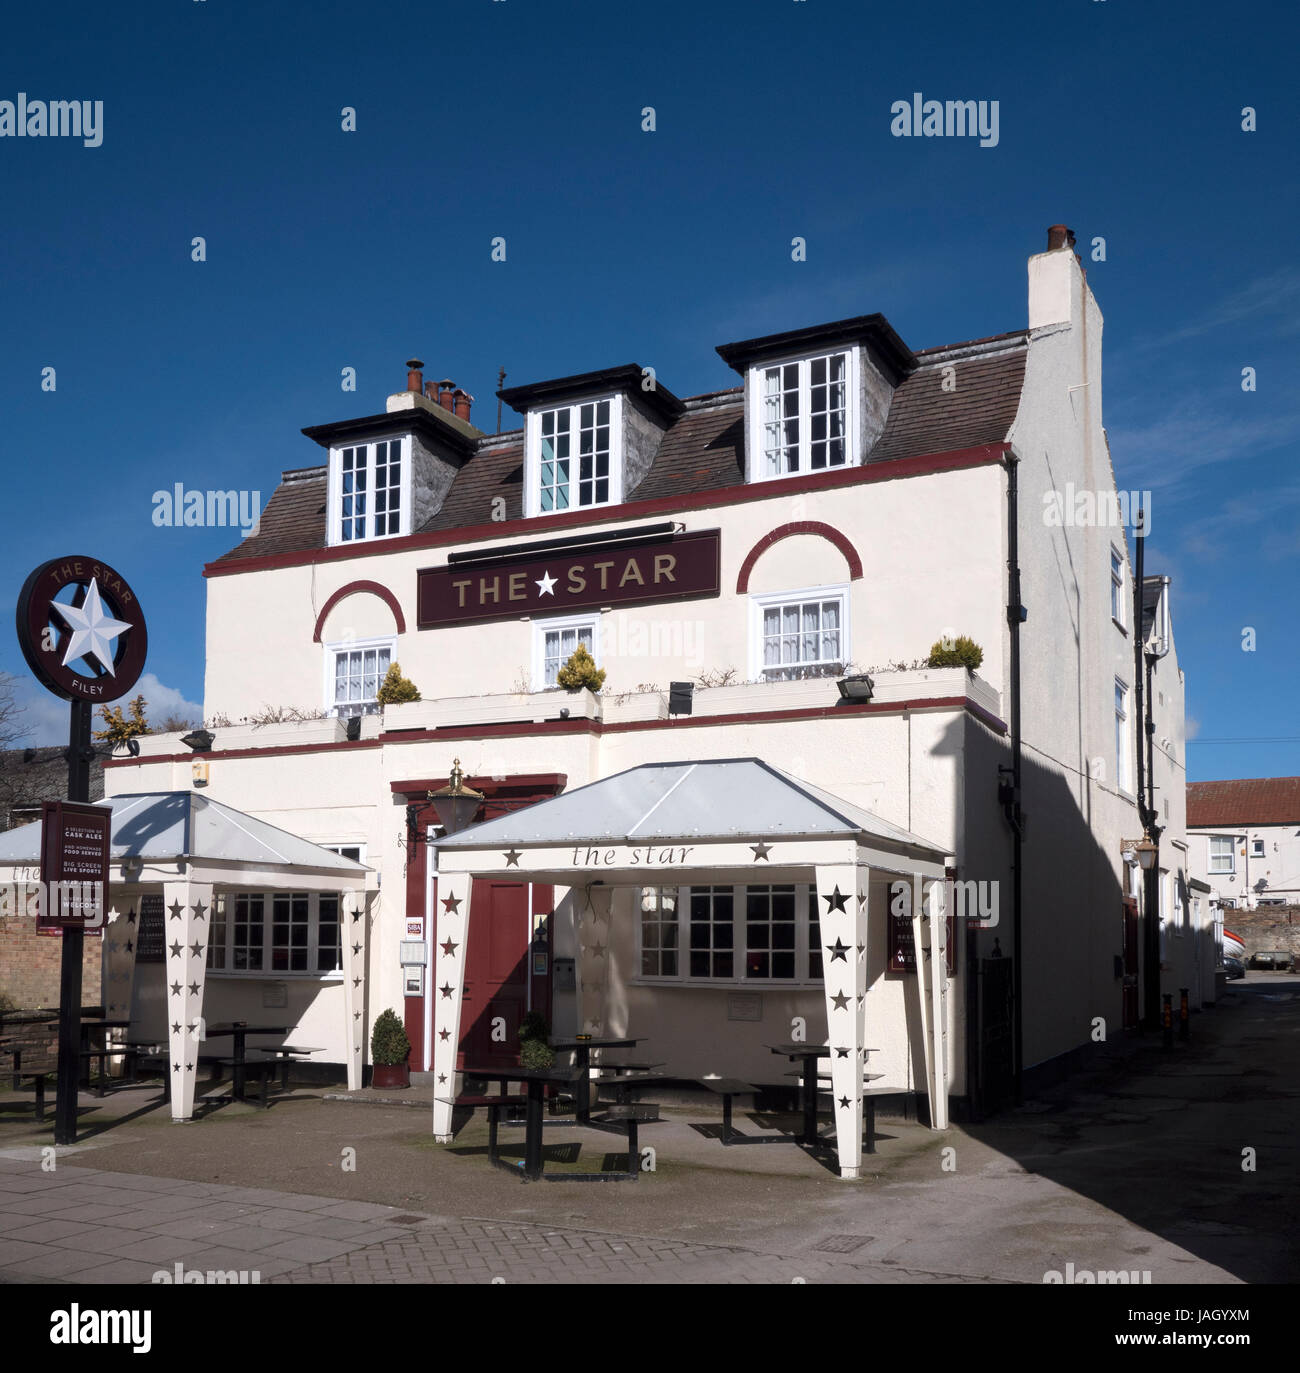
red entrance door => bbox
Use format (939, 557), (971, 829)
(1121, 897), (1140, 1030)
(457, 880), (531, 1070)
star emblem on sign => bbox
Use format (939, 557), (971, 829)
(821, 886), (849, 913)
(53, 577), (131, 675)
(535, 570), (557, 596)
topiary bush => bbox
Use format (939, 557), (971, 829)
(555, 643), (606, 693)
(376, 662), (422, 706)
(370, 1008), (411, 1067)
(926, 635), (984, 672)
(518, 1010), (555, 1069)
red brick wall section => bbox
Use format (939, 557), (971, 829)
(0, 914), (102, 1015)
(1228, 905), (1300, 965)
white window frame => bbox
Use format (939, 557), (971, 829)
(326, 435), (412, 546)
(1172, 872), (1186, 936)
(531, 612), (601, 692)
(633, 882), (824, 987)
(749, 583), (850, 681)
(746, 346), (861, 483)
(323, 635), (396, 718)
(523, 394), (624, 518)
(207, 890), (344, 979)
(1110, 545), (1125, 627)
(1250, 838), (1265, 858)
(1208, 835), (1235, 875)
(1114, 677), (1130, 793)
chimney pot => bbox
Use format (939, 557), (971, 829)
(453, 389), (473, 424)
(406, 357), (425, 394)
(438, 379), (456, 412)
(1047, 224), (1076, 252)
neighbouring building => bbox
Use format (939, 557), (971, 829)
(2, 224), (1203, 1152)
(1188, 776), (1300, 911)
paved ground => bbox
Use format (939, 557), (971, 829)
(1, 972), (1296, 1285)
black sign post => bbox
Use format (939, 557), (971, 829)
(15, 555), (146, 1145)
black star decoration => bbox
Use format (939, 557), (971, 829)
(168, 901), (184, 920)
(503, 848), (522, 868)
(124, 939), (134, 954)
(191, 901), (207, 921)
(351, 942), (361, 956)
(750, 842), (772, 861)
(440, 938), (459, 957)
(827, 938), (850, 963)
(350, 909), (361, 923)
(186, 1063), (194, 1073)
(126, 908), (137, 924)
(830, 990), (850, 1011)
(821, 886), (849, 913)
(189, 941), (204, 958)
(173, 1062), (181, 1073)
(353, 976), (362, 988)
(835, 1046), (850, 1058)
(838, 1096), (851, 1110)
(171, 1022), (181, 1035)
(438, 1074), (447, 1085)
(168, 941), (183, 958)
(107, 941), (120, 954)
(188, 982), (200, 996)
(354, 1011), (361, 1021)
(857, 943), (866, 958)
(438, 1028), (450, 1041)
(170, 982), (181, 996)
(591, 942), (606, 959)
(441, 893), (461, 914)
(439, 983), (454, 999)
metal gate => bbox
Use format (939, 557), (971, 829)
(977, 956), (1015, 1116)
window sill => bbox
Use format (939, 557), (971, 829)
(1113, 618), (1128, 636)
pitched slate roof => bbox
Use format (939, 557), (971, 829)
(0, 745), (108, 832)
(210, 328), (1028, 566)
(1187, 778), (1300, 828)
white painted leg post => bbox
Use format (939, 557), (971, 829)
(163, 880), (212, 1122)
(103, 894), (140, 1021)
(341, 891), (369, 1091)
(817, 864), (867, 1179)
(431, 872), (472, 1142)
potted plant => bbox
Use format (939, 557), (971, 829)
(926, 634), (984, 673)
(556, 643), (606, 693)
(370, 1008), (411, 1089)
(518, 1010), (555, 1070)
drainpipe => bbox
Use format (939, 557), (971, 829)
(1003, 454), (1026, 1104)
(1135, 518), (1163, 1028)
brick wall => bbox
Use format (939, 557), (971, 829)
(0, 914), (102, 1011)
(0, 1009), (59, 1072)
(1224, 905), (1300, 962)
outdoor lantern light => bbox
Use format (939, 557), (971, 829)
(429, 758), (485, 836)
(180, 728), (214, 753)
(836, 674), (875, 703)
(1123, 832), (1158, 870)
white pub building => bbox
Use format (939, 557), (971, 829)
(90, 225), (1202, 1165)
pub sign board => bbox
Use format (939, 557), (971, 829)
(16, 555), (147, 702)
(417, 528), (721, 629)
(887, 905), (956, 975)
(38, 800), (111, 934)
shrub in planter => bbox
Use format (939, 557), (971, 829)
(556, 643), (606, 693)
(518, 1010), (555, 1070)
(370, 1007), (411, 1089)
(926, 635), (984, 672)
(376, 662), (422, 706)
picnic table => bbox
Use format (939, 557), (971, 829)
(549, 1036), (644, 1120)
(453, 1064), (584, 1181)
(203, 1024), (291, 1100)
(45, 1017), (132, 1092)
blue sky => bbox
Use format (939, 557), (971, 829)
(2, 0), (1296, 779)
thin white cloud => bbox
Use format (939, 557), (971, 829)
(8, 673), (202, 746)
(1133, 267), (1300, 350)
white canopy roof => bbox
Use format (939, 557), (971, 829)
(435, 758), (945, 857)
(0, 791), (368, 874)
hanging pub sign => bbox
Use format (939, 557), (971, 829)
(15, 555), (147, 701)
(417, 528), (721, 628)
(887, 875), (957, 975)
(38, 800), (111, 933)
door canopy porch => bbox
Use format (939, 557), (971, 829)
(0, 791), (373, 1118)
(431, 759), (952, 1177)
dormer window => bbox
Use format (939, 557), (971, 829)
(747, 348), (860, 481)
(525, 395), (624, 516)
(327, 437), (411, 544)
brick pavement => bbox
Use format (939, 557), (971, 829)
(0, 1156), (988, 1285)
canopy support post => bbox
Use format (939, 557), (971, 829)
(432, 872), (473, 1141)
(162, 877), (213, 1122)
(817, 862), (867, 1179)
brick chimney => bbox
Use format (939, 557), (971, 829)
(405, 358), (424, 394)
(437, 379), (456, 413)
(1046, 224), (1076, 252)
(453, 388), (473, 424)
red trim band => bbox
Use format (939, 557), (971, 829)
(735, 521), (863, 594)
(312, 580), (406, 642)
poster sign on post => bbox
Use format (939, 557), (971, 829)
(38, 800), (111, 933)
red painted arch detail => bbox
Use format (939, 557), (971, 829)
(735, 521), (863, 594)
(312, 580), (406, 642)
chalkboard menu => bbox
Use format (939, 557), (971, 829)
(136, 894), (165, 963)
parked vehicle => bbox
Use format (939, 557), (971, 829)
(1248, 950), (1294, 971)
(1223, 956), (1246, 980)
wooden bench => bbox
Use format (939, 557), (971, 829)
(216, 1057), (279, 1108)
(435, 1093), (528, 1169)
(8, 1070), (51, 1123)
(596, 1070), (670, 1105)
(560, 1102), (658, 1181)
(697, 1078), (792, 1145)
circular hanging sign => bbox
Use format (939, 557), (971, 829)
(15, 555), (148, 703)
